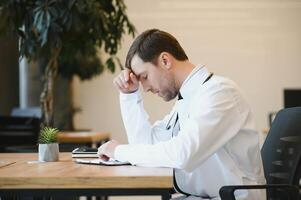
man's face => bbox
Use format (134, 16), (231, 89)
(130, 54), (178, 101)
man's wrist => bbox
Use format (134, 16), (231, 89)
(120, 89), (141, 101)
(121, 88), (139, 94)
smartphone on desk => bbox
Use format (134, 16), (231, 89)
(72, 146), (98, 158)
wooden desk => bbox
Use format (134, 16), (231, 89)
(58, 131), (111, 148)
(0, 153), (173, 199)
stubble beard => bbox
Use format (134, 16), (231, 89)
(162, 77), (178, 102)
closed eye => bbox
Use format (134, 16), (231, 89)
(137, 73), (148, 81)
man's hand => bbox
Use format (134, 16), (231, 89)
(97, 140), (120, 161)
(113, 68), (139, 94)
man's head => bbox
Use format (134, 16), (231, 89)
(125, 29), (188, 101)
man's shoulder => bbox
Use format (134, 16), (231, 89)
(195, 74), (240, 95)
(209, 74), (238, 87)
(189, 74), (248, 109)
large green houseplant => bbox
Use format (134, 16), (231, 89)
(0, 0), (135, 127)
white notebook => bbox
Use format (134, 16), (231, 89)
(72, 154), (98, 158)
(75, 158), (130, 166)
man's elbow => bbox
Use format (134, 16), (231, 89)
(173, 156), (196, 172)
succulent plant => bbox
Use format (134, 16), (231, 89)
(38, 127), (59, 144)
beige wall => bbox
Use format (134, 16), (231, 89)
(73, 0), (301, 143)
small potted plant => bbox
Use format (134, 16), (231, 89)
(38, 127), (59, 162)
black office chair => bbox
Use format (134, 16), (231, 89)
(219, 107), (301, 200)
(0, 116), (40, 152)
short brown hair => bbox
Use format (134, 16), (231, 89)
(125, 29), (188, 69)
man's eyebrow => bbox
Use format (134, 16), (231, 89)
(136, 74), (142, 80)
(133, 71), (143, 80)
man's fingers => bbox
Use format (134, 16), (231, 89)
(113, 78), (119, 88)
(118, 76), (129, 89)
(121, 75), (129, 88)
(97, 146), (109, 161)
(113, 70), (139, 93)
(100, 154), (110, 161)
(114, 76), (126, 90)
(113, 77), (124, 90)
(113, 73), (129, 89)
(124, 69), (131, 82)
(130, 72), (138, 84)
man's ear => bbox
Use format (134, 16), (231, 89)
(159, 52), (172, 69)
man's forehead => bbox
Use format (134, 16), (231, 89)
(130, 54), (147, 76)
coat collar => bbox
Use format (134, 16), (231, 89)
(179, 65), (211, 101)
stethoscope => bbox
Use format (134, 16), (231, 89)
(165, 109), (178, 130)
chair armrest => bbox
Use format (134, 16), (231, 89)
(219, 184), (299, 200)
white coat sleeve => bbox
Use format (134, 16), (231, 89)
(116, 83), (249, 172)
(119, 90), (175, 145)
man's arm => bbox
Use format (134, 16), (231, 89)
(113, 68), (175, 144)
(112, 69), (153, 144)
(97, 69), (175, 160)
(120, 89), (176, 144)
(114, 81), (250, 170)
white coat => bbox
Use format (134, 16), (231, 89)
(115, 66), (266, 199)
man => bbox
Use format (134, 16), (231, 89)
(98, 29), (265, 200)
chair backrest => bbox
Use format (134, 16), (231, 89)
(0, 116), (40, 151)
(261, 107), (301, 185)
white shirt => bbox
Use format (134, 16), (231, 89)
(115, 66), (265, 199)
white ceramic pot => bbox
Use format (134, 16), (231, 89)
(38, 143), (59, 162)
